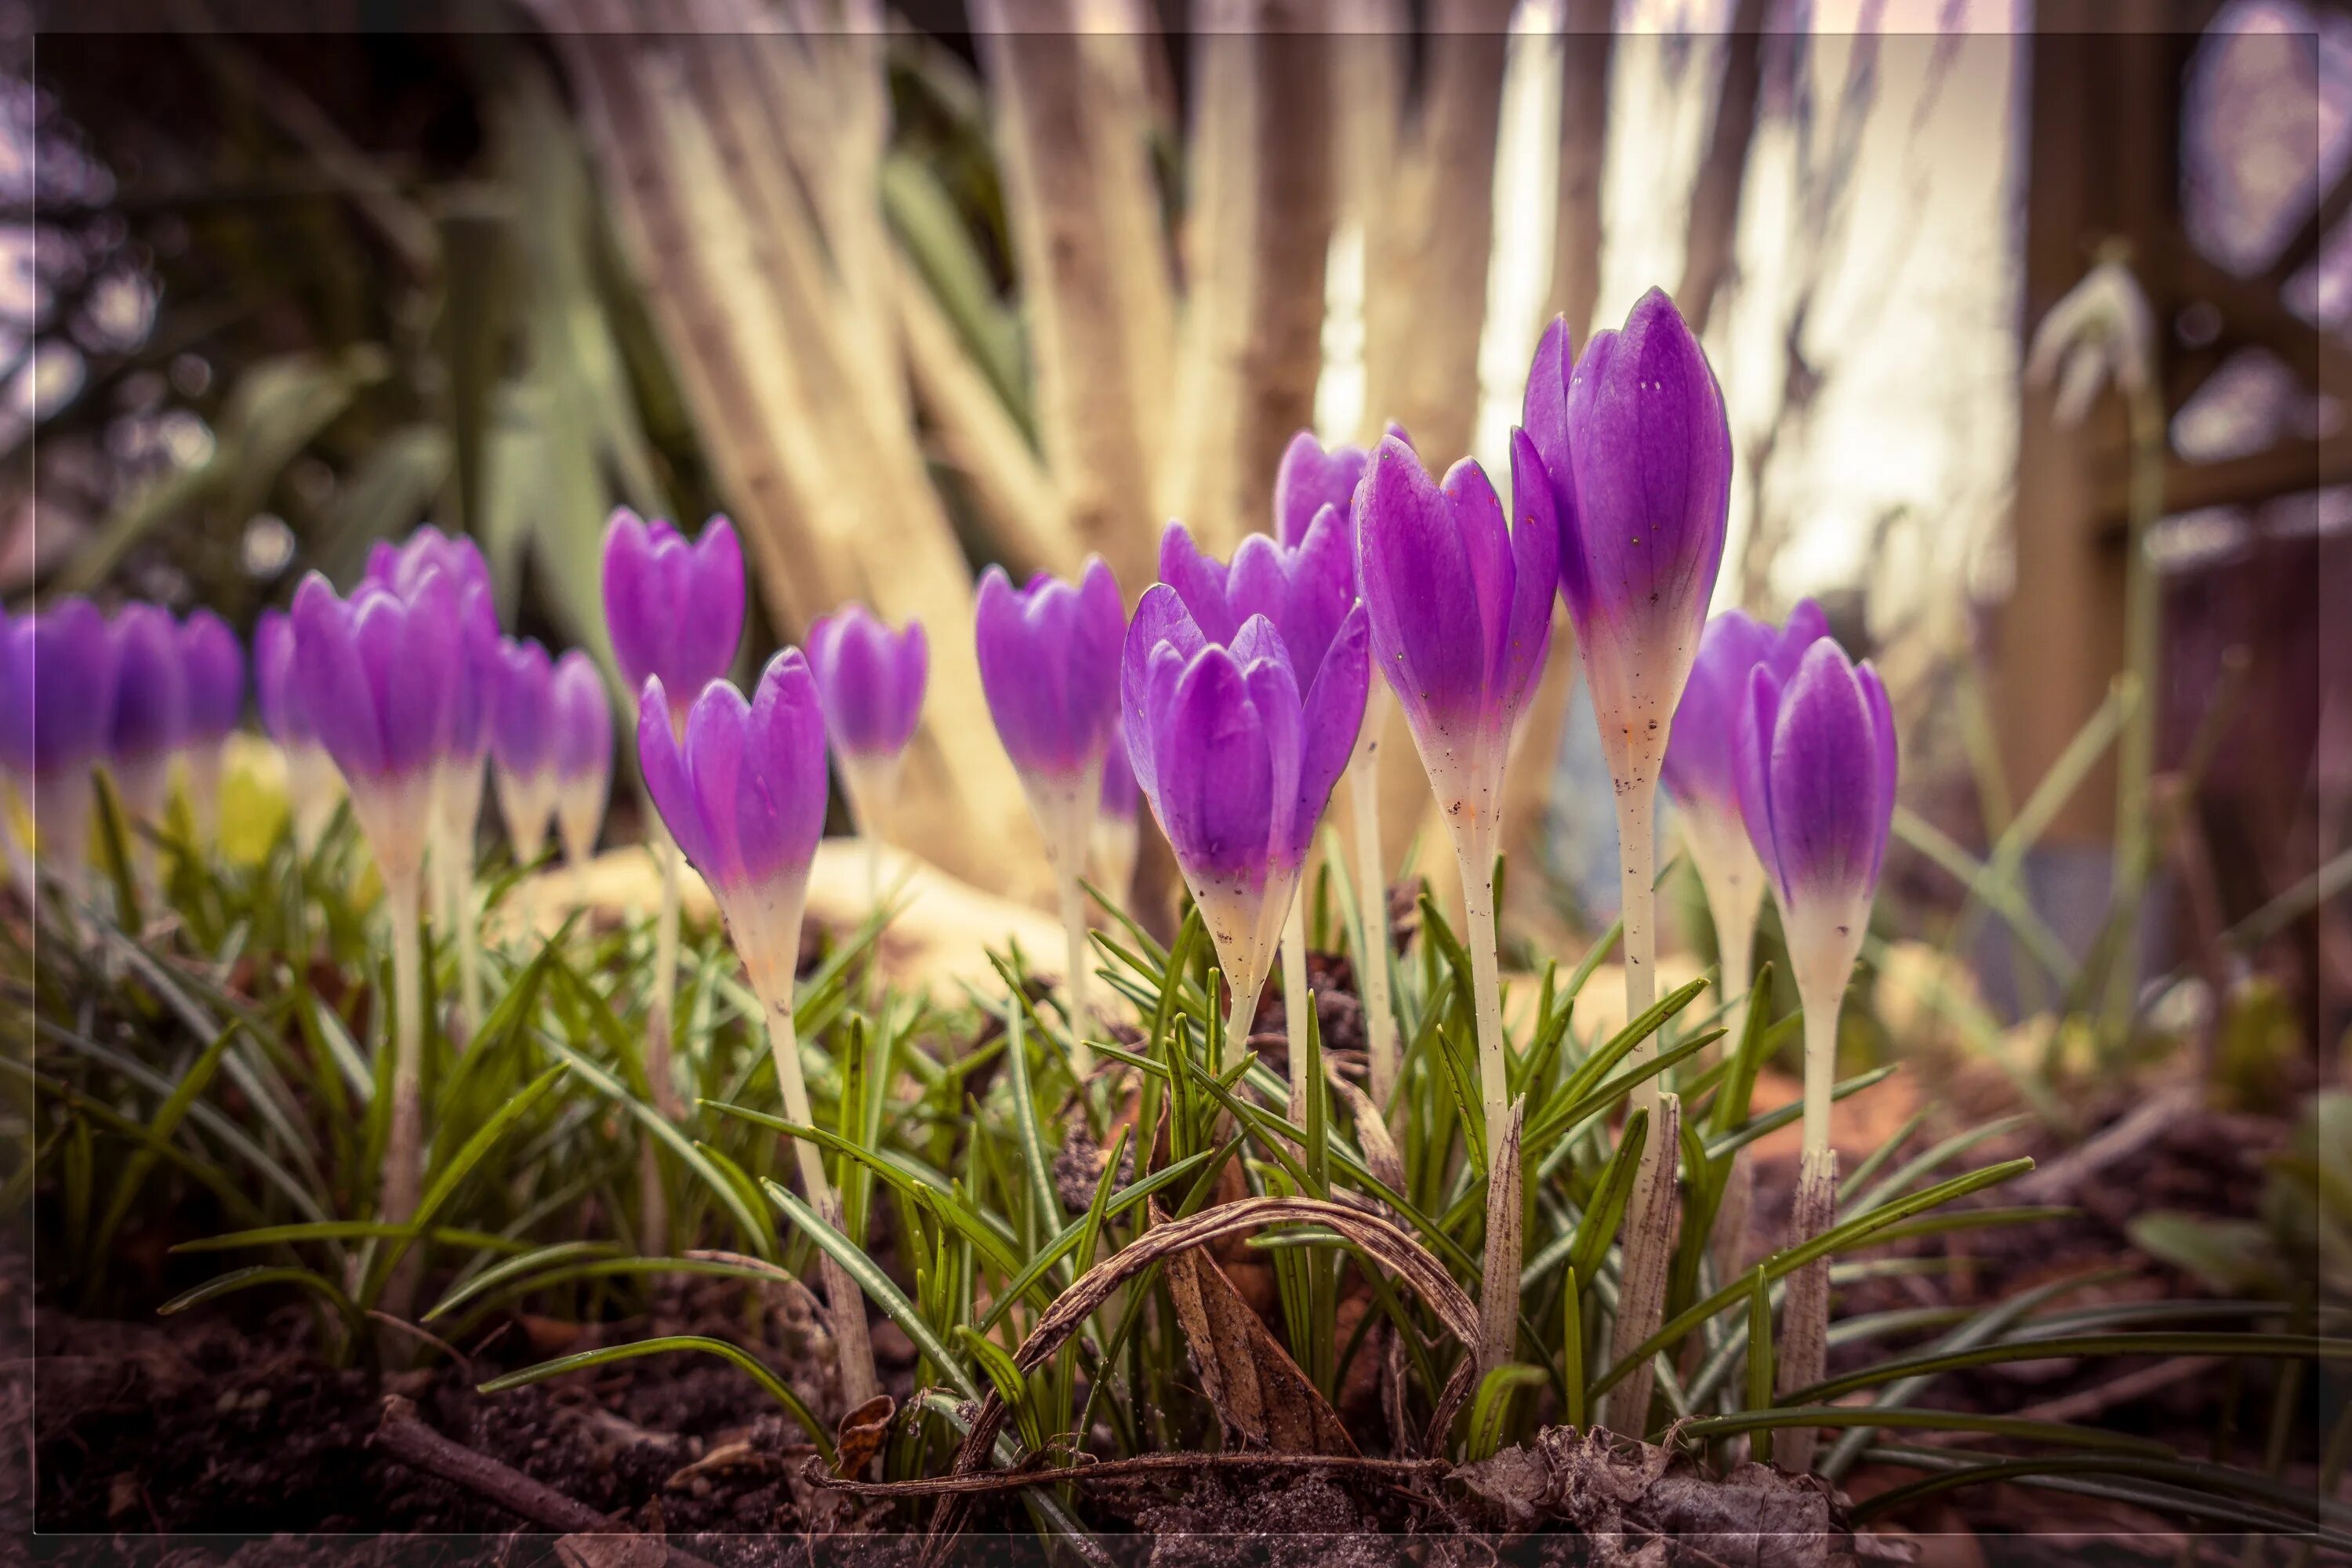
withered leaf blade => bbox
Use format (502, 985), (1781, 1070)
(1163, 1239), (1359, 1456)
(833, 1392), (898, 1479)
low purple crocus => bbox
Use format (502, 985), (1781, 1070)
(805, 605), (927, 836)
(1158, 518), (1354, 685)
(1, 600), (115, 895)
(1735, 637), (1898, 1160)
(975, 560), (1126, 811)
(1272, 432), (1370, 550)
(107, 604), (187, 835)
(1122, 590), (1369, 1049)
(1353, 437), (1555, 880)
(177, 609), (245, 841)
(255, 608), (342, 855)
(1660, 602), (1829, 1018)
(550, 651), (611, 869)
(491, 637), (558, 864)
(288, 570), (460, 888)
(603, 510), (745, 736)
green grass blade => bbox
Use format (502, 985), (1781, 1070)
(480, 1336), (832, 1462)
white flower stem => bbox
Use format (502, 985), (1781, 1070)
(1613, 781), (1661, 1083)
(641, 829), (685, 1257)
(1058, 862), (1093, 1081)
(1607, 777), (1679, 1434)
(1709, 886), (1759, 1061)
(762, 992), (880, 1411)
(1776, 1143), (1838, 1472)
(1033, 775), (1098, 1084)
(1800, 985), (1838, 1173)
(451, 843), (483, 1044)
(379, 868), (426, 1323)
(1224, 978), (1253, 1078)
(1457, 835), (1521, 1376)
(1282, 890), (1312, 1123)
(1347, 753), (1399, 1108)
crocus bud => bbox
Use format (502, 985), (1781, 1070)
(491, 637), (557, 865)
(1159, 517), (1354, 685)
(1123, 590), (1369, 1028)
(1661, 602), (1828, 998)
(368, 524), (492, 605)
(1525, 287), (1732, 793)
(975, 558), (1126, 857)
(637, 652), (827, 998)
(176, 608), (245, 842)
(1352, 437), (1556, 863)
(1735, 637), (1898, 1152)
(255, 608), (341, 855)
(1272, 431), (1370, 550)
(602, 510), (744, 736)
(550, 651), (612, 869)
(107, 604), (187, 835)
(805, 604), (926, 836)
(1, 600), (115, 892)
(289, 570), (459, 887)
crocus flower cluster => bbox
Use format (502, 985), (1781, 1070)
(0, 601), (115, 902)
(488, 640), (613, 871)
(177, 609), (245, 843)
(604, 510), (745, 739)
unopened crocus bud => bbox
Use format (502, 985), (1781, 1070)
(368, 524), (492, 604)
(177, 608), (244, 843)
(550, 651), (612, 869)
(805, 604), (926, 837)
(491, 637), (557, 865)
(602, 510), (744, 736)
(1353, 437), (1556, 867)
(1272, 431), (1370, 550)
(107, 604), (187, 839)
(1735, 637), (1898, 1158)
(289, 570), (459, 888)
(1, 600), (115, 896)
(1123, 590), (1369, 1041)
(975, 558), (1126, 855)
(1661, 602), (1828, 1011)
(1159, 517), (1354, 685)
(1525, 287), (1732, 794)
(255, 608), (342, 855)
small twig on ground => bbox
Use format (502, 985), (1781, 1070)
(367, 1311), (473, 1375)
(818, 1449), (1450, 1497)
(2013, 1083), (2198, 1205)
(372, 1395), (718, 1568)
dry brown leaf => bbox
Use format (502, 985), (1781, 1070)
(1163, 1240), (1357, 1456)
(833, 1393), (896, 1479)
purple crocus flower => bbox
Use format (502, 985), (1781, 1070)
(256, 608), (341, 854)
(1272, 432), (1370, 551)
(1158, 518), (1353, 686)
(1661, 602), (1830, 1011)
(805, 605), (926, 844)
(491, 637), (558, 864)
(1352, 437), (1555, 861)
(107, 603), (187, 833)
(368, 524), (492, 605)
(602, 510), (745, 735)
(1524, 287), (1732, 793)
(288, 569), (461, 886)
(176, 609), (245, 842)
(975, 559), (1125, 797)
(550, 651), (611, 868)
(1735, 637), (1898, 1154)
(637, 651), (829, 996)
(1123, 590), (1369, 1039)
(1, 600), (115, 895)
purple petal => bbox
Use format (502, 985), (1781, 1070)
(1661, 609), (1775, 812)
(1521, 314), (1573, 490)
(637, 676), (713, 877)
(1151, 645), (1274, 884)
(291, 576), (383, 779)
(1733, 664), (1784, 902)
(1272, 431), (1370, 550)
(1100, 719), (1139, 820)
(735, 648), (829, 887)
(551, 652), (612, 785)
(1356, 436), (1483, 739)
(15, 599), (116, 775)
(107, 604), (187, 760)
(1859, 660), (1899, 887)
(1443, 457), (1512, 699)
(492, 637), (556, 776)
(1762, 641), (1882, 913)
(1241, 647), (1304, 873)
(1120, 585), (1207, 804)
(807, 604), (924, 760)
(1160, 522), (1237, 643)
(977, 557), (1124, 781)
(680, 677), (753, 890)
(1293, 604), (1370, 863)
(253, 610), (306, 746)
(1500, 430), (1562, 722)
(178, 609), (245, 741)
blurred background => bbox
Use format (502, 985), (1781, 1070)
(6, 0), (2344, 1062)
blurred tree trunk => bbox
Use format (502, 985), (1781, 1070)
(1548, 1), (1613, 347)
(1676, 0), (1766, 335)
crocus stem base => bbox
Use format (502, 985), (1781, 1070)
(1774, 1146), (1838, 1472)
(1479, 1102), (1526, 1377)
(763, 997), (879, 1413)
(1456, 837), (1509, 1154)
(380, 871), (426, 1326)
(1612, 781), (1661, 1114)
(1347, 750), (1399, 1109)
(1601, 1089), (1680, 1436)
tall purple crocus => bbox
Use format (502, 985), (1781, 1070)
(975, 557), (1125, 1058)
(1123, 593), (1368, 1065)
(176, 609), (245, 844)
(1354, 436), (1555, 1375)
(603, 510), (745, 735)
(1733, 636), (1897, 1471)
(254, 609), (342, 855)
(1272, 431), (1370, 551)
(107, 604), (187, 859)
(1660, 602), (1829, 1040)
(289, 567), (463, 1313)
(550, 651), (611, 870)
(1, 600), (116, 904)
(805, 605), (927, 852)
(491, 637), (558, 865)
(637, 652), (879, 1411)
(1523, 289), (1731, 1424)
